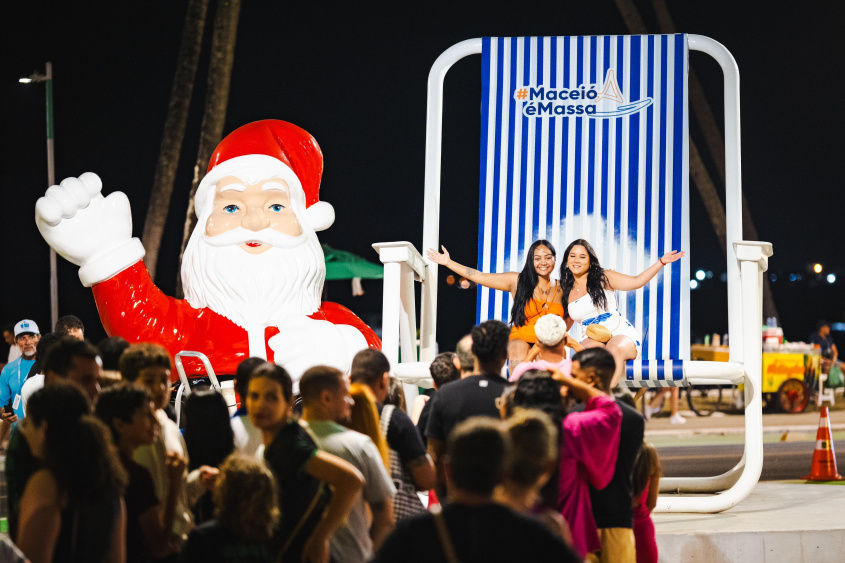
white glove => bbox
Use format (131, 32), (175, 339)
(35, 173), (145, 287)
(269, 317), (368, 388)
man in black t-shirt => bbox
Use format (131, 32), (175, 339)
(350, 349), (436, 493)
(426, 320), (511, 498)
(373, 417), (579, 563)
(573, 348), (645, 563)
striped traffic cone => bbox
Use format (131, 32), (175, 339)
(803, 406), (844, 481)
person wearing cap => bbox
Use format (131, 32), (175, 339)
(34, 120), (379, 388)
(0, 320), (41, 426)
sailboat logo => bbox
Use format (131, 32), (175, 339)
(590, 69), (652, 118)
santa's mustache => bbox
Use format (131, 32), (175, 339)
(202, 227), (306, 250)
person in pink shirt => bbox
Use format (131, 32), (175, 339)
(632, 442), (662, 563)
(510, 314), (583, 382)
(551, 348), (622, 560)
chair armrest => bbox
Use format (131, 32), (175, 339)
(372, 241), (427, 282)
(733, 241), (773, 270)
(393, 361), (435, 389)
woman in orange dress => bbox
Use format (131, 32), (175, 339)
(426, 239), (566, 373)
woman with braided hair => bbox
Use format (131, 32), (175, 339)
(427, 239), (564, 372)
(560, 239), (684, 387)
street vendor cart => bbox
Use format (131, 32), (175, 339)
(691, 344), (820, 413)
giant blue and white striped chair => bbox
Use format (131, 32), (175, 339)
(374, 34), (772, 513)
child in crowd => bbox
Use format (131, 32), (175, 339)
(97, 385), (185, 563)
(632, 442), (662, 563)
(181, 453), (280, 563)
(119, 343), (202, 555)
(495, 408), (572, 544)
(511, 314), (582, 382)
(18, 384), (127, 563)
(246, 362), (363, 563)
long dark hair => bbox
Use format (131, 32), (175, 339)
(632, 442), (662, 500)
(511, 240), (556, 327)
(27, 384), (127, 503)
(560, 239), (609, 316)
(183, 389), (235, 470)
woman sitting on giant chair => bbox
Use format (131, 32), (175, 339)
(427, 239), (564, 372)
(561, 239), (684, 387)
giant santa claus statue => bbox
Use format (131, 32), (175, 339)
(35, 120), (380, 384)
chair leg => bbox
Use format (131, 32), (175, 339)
(656, 372), (763, 512)
(175, 383), (185, 427)
(654, 255), (766, 512)
(660, 452), (745, 493)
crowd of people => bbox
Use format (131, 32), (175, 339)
(0, 309), (664, 563)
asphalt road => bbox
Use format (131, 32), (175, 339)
(658, 441), (845, 481)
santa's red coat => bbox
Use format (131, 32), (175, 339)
(92, 261), (381, 381)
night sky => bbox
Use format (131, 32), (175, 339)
(2, 0), (843, 353)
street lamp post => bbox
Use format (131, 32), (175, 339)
(21, 62), (58, 330)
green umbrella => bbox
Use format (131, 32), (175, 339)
(322, 244), (384, 281)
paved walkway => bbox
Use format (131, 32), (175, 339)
(655, 482), (845, 562)
(643, 400), (845, 438)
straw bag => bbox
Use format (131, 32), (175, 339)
(585, 324), (613, 343)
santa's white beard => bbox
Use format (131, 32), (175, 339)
(181, 229), (325, 329)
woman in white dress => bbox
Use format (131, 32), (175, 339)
(561, 239), (684, 387)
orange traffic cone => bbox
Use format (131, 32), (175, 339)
(803, 406), (844, 481)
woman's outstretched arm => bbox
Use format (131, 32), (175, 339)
(426, 246), (519, 293)
(604, 250), (685, 291)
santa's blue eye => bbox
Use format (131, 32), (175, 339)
(269, 204), (285, 212)
(223, 205), (239, 213)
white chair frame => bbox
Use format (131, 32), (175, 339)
(173, 350), (237, 426)
(373, 35), (772, 513)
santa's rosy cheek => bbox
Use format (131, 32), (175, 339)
(205, 212), (241, 236)
(268, 213), (302, 237)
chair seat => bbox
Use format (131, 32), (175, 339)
(623, 359), (688, 388)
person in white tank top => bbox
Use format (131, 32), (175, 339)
(560, 239), (684, 388)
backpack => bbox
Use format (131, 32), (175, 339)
(379, 404), (427, 520)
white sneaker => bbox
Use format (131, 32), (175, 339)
(669, 413), (686, 425)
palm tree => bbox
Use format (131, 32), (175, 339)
(176, 0), (242, 297)
(141, 0), (210, 281)
(650, 0), (778, 320)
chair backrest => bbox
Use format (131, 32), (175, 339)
(476, 35), (691, 370)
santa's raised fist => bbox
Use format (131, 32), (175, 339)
(35, 173), (145, 287)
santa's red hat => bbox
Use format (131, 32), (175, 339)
(195, 120), (335, 231)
